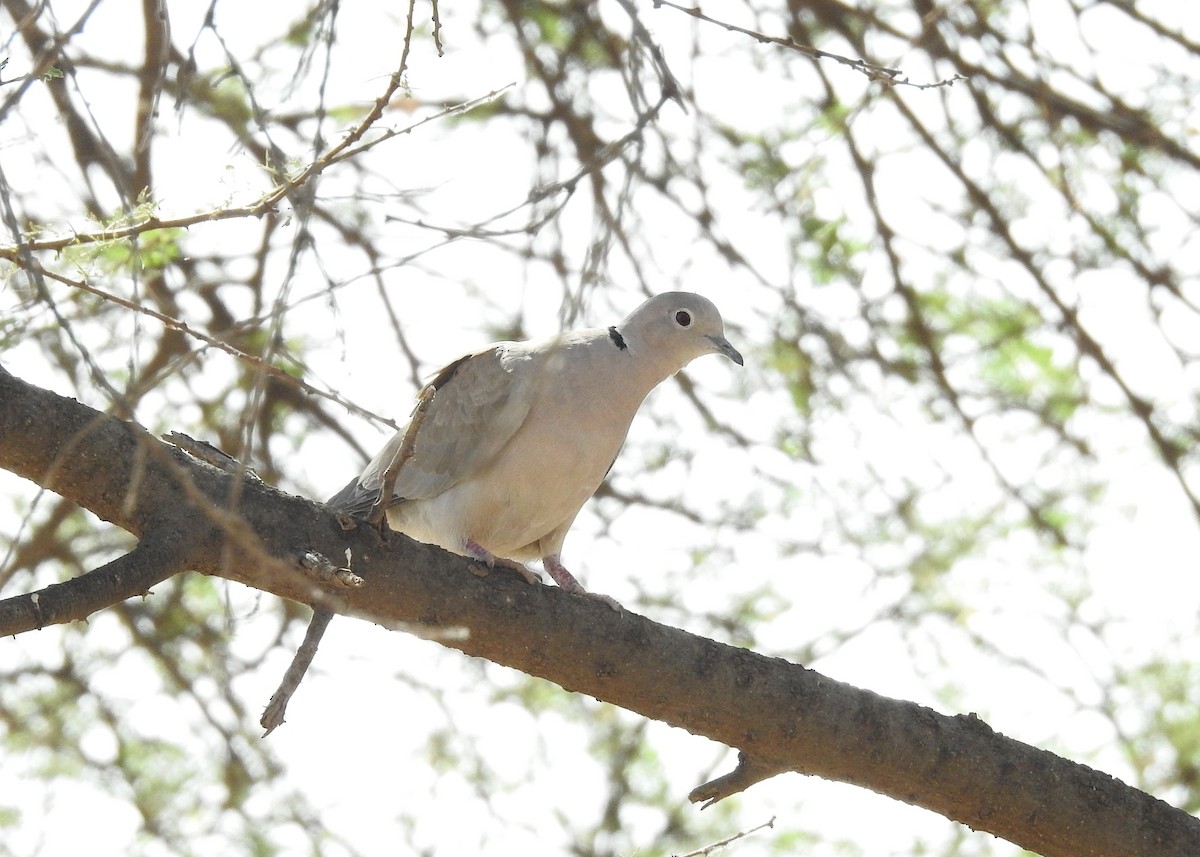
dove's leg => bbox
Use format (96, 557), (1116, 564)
(540, 554), (585, 593)
(463, 539), (541, 585)
(543, 554), (621, 611)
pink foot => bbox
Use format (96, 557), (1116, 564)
(463, 539), (541, 585)
(543, 555), (621, 611)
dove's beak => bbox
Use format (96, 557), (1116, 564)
(707, 335), (744, 366)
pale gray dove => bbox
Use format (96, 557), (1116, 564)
(326, 291), (743, 606)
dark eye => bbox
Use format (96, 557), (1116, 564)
(675, 310), (692, 327)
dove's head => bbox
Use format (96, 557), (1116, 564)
(621, 292), (744, 370)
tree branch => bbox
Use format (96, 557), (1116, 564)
(0, 538), (187, 634)
(0, 363), (1196, 857)
(259, 606), (333, 736)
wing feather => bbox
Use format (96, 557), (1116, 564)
(326, 343), (537, 515)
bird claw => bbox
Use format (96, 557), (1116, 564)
(464, 540), (540, 585)
(498, 561), (541, 586)
(582, 590), (622, 612)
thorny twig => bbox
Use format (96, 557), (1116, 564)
(675, 816), (777, 857)
(654, 0), (966, 90)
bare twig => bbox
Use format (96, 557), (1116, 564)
(260, 607), (335, 736)
(653, 0), (966, 90)
(430, 0), (444, 56)
(676, 816), (777, 857)
(367, 381), (436, 526)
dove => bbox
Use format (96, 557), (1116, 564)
(261, 292), (741, 733)
(327, 291), (743, 605)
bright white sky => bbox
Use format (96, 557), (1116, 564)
(2, 1), (1199, 856)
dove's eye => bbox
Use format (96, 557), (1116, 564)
(674, 310), (693, 328)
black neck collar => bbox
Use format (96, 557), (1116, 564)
(607, 326), (627, 351)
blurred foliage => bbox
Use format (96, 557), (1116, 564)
(0, 0), (1198, 855)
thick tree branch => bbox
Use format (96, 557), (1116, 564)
(0, 363), (1196, 857)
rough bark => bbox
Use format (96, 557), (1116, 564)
(0, 362), (1196, 857)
